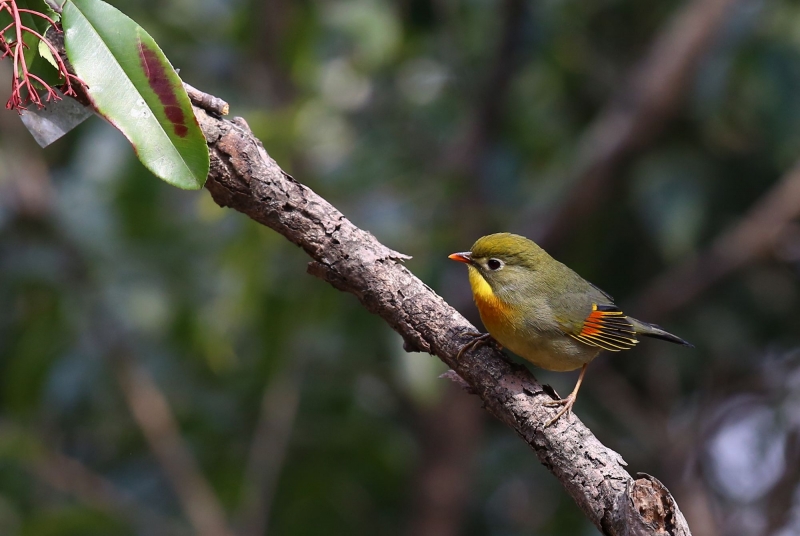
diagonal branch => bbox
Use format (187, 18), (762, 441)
(192, 108), (692, 535)
(113, 352), (235, 536)
(28, 440), (188, 536)
(530, 0), (741, 248)
(633, 160), (800, 320)
(0, 421), (188, 536)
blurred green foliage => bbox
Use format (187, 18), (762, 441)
(1, 0), (800, 535)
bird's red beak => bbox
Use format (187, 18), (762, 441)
(448, 252), (472, 264)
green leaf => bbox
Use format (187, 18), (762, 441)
(62, 0), (209, 190)
(18, 0), (59, 34)
(38, 37), (58, 70)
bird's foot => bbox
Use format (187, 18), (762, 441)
(543, 393), (576, 428)
(456, 332), (498, 360)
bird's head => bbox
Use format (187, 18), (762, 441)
(448, 233), (549, 297)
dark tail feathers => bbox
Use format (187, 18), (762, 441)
(630, 319), (694, 348)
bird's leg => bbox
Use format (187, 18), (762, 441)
(456, 332), (498, 360)
(543, 363), (588, 427)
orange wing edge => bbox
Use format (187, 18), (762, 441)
(567, 303), (639, 352)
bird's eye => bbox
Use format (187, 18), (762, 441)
(487, 259), (503, 271)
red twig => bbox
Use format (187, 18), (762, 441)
(20, 24), (81, 97)
(0, 0), (81, 110)
(16, 8), (57, 27)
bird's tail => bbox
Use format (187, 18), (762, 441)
(629, 318), (694, 347)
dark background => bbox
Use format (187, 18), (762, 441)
(0, 0), (798, 534)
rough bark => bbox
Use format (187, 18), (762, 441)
(194, 108), (692, 535)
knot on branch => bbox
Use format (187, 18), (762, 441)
(616, 473), (688, 536)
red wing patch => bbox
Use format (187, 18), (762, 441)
(568, 304), (638, 352)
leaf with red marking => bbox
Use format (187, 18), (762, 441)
(62, 0), (208, 189)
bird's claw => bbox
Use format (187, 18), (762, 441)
(544, 394), (576, 427)
(455, 332), (497, 360)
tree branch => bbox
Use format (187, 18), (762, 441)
(20, 425), (188, 536)
(633, 159), (800, 320)
(113, 352), (235, 536)
(194, 108), (692, 535)
(529, 0), (741, 248)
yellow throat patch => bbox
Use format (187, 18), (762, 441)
(467, 265), (511, 325)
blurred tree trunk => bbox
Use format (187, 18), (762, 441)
(406, 385), (483, 536)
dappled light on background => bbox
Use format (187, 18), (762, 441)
(693, 351), (800, 535)
(295, 101), (355, 173)
(397, 58), (449, 105)
(320, 58), (373, 111)
(2, 0), (800, 534)
(706, 400), (786, 502)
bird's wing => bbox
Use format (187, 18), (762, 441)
(547, 261), (637, 351)
(564, 303), (639, 352)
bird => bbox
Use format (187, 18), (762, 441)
(448, 232), (692, 427)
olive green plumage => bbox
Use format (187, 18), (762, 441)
(450, 232), (693, 425)
(467, 232), (691, 359)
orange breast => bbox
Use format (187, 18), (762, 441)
(474, 291), (512, 328)
(467, 266), (514, 334)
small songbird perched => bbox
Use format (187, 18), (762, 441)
(449, 233), (692, 427)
